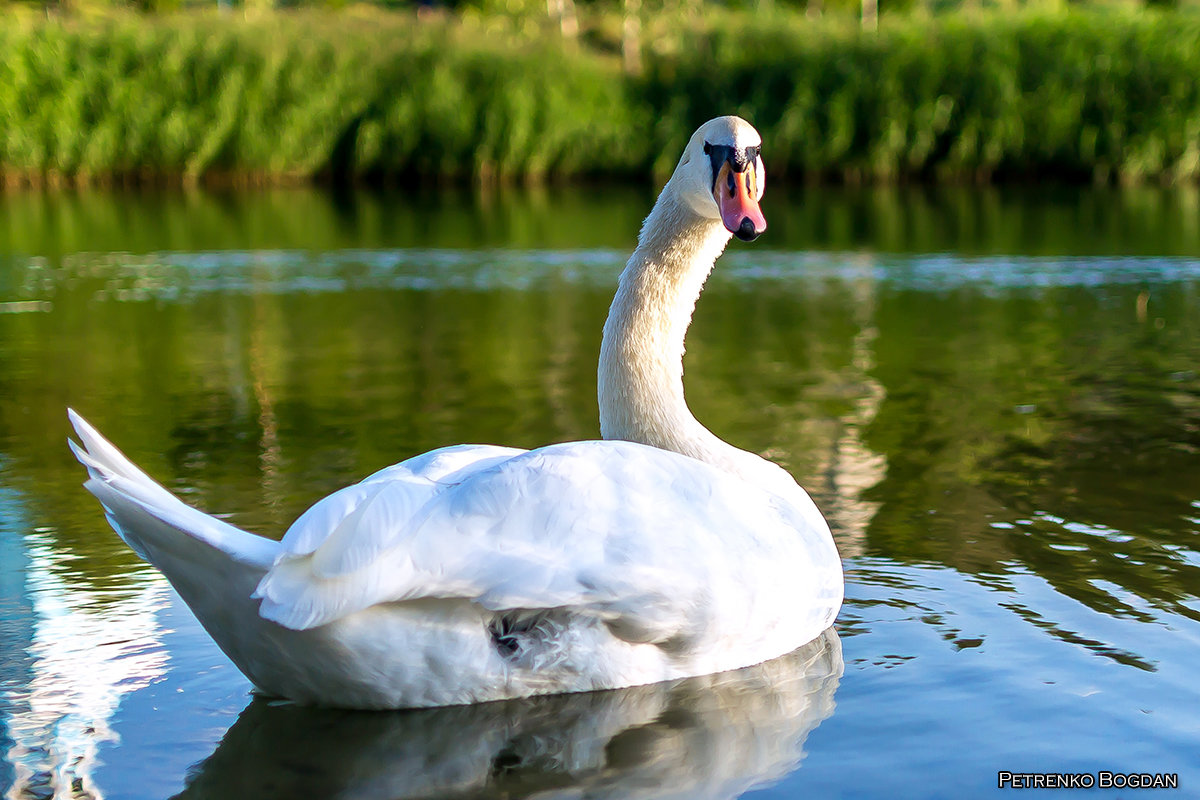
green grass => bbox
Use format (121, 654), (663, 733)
(1, 8), (1199, 185)
(0, 12), (641, 184)
(642, 8), (1200, 183)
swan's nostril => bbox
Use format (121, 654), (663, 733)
(735, 217), (759, 242)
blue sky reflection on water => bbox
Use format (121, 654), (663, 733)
(11, 246), (1200, 301)
(0, 186), (1198, 799)
(0, 485), (172, 800)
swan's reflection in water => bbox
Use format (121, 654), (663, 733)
(176, 627), (841, 800)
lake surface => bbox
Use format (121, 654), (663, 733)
(0, 184), (1198, 799)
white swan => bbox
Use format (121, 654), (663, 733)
(68, 116), (843, 710)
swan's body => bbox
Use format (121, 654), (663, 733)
(70, 117), (843, 710)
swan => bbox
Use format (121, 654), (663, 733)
(68, 115), (843, 710)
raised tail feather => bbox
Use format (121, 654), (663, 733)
(68, 409), (280, 569)
(69, 411), (398, 704)
(68, 410), (283, 651)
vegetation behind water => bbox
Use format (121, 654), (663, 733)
(2, 8), (1200, 185)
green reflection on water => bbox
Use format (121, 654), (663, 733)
(0, 184), (1197, 644)
(864, 281), (1200, 635)
(1, 183), (1199, 257)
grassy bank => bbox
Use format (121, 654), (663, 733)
(2, 8), (1199, 185)
(0, 13), (641, 184)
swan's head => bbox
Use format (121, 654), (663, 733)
(670, 116), (766, 242)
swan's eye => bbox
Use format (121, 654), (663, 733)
(706, 143), (731, 191)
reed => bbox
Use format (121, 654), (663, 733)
(651, 9), (1200, 183)
(1, 9), (1198, 185)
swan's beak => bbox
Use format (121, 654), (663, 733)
(714, 161), (767, 242)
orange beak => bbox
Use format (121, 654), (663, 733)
(714, 161), (766, 242)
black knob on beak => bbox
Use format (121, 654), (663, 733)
(734, 217), (759, 242)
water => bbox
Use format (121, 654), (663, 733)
(0, 184), (1198, 799)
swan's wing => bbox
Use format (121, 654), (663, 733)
(276, 444), (525, 558)
(255, 440), (836, 649)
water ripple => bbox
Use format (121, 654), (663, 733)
(6, 249), (1200, 304)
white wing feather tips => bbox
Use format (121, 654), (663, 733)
(277, 443), (525, 559)
(254, 555), (400, 630)
(306, 481), (424, 578)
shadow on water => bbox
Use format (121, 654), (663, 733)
(173, 629), (842, 800)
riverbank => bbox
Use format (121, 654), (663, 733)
(2, 8), (1199, 186)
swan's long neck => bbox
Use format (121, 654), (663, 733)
(599, 186), (766, 479)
